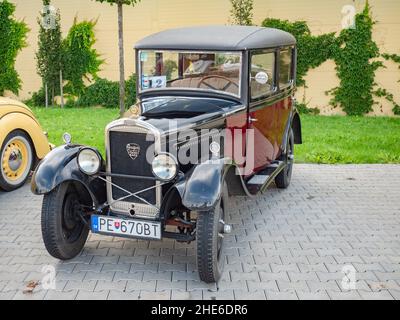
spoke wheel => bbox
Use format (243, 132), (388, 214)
(0, 131), (34, 191)
(196, 182), (228, 283)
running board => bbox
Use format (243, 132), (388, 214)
(245, 161), (286, 195)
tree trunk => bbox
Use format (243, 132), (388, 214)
(118, 3), (125, 116)
(45, 83), (48, 108)
(60, 70), (64, 108)
(52, 87), (55, 107)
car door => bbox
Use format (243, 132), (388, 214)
(246, 50), (278, 176)
(274, 48), (295, 158)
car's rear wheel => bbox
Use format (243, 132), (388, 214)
(196, 182), (228, 283)
(275, 128), (294, 189)
(0, 130), (34, 192)
(41, 182), (89, 260)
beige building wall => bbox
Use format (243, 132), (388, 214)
(8, 0), (400, 115)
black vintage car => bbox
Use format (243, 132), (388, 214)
(32, 26), (302, 283)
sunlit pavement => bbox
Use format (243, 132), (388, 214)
(0, 164), (399, 300)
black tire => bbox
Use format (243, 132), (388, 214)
(275, 129), (294, 189)
(41, 182), (89, 260)
(196, 183), (228, 283)
(0, 130), (34, 191)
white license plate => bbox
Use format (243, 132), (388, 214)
(91, 215), (161, 240)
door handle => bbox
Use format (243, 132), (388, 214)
(248, 117), (258, 123)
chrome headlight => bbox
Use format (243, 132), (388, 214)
(152, 153), (177, 181)
(77, 148), (101, 175)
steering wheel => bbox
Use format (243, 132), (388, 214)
(197, 75), (239, 92)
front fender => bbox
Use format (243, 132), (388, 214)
(175, 159), (232, 212)
(31, 145), (106, 206)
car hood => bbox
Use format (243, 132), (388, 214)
(123, 97), (240, 133)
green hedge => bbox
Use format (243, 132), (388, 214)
(27, 74), (137, 108)
(76, 74), (137, 108)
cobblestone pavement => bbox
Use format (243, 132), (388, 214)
(0, 164), (399, 300)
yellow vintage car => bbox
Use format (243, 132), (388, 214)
(0, 97), (51, 191)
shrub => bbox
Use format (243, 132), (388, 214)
(296, 103), (320, 115)
(25, 87), (46, 107)
(76, 78), (119, 108)
(125, 74), (137, 106)
(75, 74), (137, 108)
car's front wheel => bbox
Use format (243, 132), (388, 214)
(196, 182), (228, 283)
(41, 182), (89, 260)
(0, 130), (34, 191)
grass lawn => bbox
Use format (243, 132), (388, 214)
(32, 107), (400, 164)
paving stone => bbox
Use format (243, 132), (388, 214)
(259, 271), (289, 282)
(172, 271), (200, 281)
(76, 290), (109, 300)
(296, 290), (330, 300)
(234, 290), (266, 300)
(143, 271), (172, 281)
(114, 272), (143, 281)
(108, 290), (140, 300)
(1, 165), (400, 300)
(171, 290), (202, 300)
(84, 272), (114, 281)
(358, 290), (394, 300)
(139, 291), (171, 300)
(44, 290), (78, 300)
(95, 280), (127, 292)
(126, 280), (156, 292)
(156, 280), (186, 291)
(102, 263), (130, 273)
(12, 290), (47, 300)
(203, 289), (234, 300)
(266, 290), (298, 300)
(327, 290), (363, 300)
(64, 280), (97, 292)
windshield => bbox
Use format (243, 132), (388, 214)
(138, 50), (242, 98)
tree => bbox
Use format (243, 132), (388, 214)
(229, 0), (254, 26)
(62, 18), (104, 96)
(93, 0), (141, 116)
(36, 0), (63, 106)
(0, 0), (29, 96)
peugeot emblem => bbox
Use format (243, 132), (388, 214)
(126, 143), (140, 160)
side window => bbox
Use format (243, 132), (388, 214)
(250, 51), (275, 101)
(279, 49), (293, 88)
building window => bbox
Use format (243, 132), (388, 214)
(250, 51), (275, 101)
(279, 49), (293, 88)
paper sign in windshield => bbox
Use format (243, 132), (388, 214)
(142, 76), (167, 89)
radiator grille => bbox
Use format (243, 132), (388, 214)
(109, 131), (156, 206)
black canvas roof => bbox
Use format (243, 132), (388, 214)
(135, 26), (296, 51)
